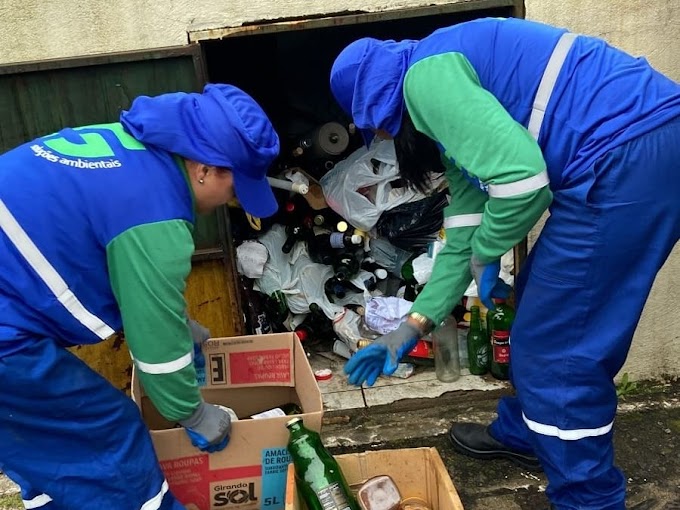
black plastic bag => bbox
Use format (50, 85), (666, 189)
(376, 191), (449, 251)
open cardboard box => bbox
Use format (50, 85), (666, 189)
(285, 447), (464, 510)
(132, 332), (323, 510)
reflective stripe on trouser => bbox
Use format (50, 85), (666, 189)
(490, 117), (680, 510)
(0, 339), (185, 510)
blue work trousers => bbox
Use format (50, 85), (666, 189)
(491, 117), (680, 510)
(0, 338), (185, 509)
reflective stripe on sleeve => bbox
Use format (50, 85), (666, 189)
(487, 169), (550, 198)
(22, 494), (53, 509)
(523, 413), (614, 441)
(134, 352), (194, 375)
(443, 213), (483, 229)
(0, 199), (115, 339)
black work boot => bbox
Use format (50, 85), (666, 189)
(449, 422), (543, 471)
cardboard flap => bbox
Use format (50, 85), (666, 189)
(203, 332), (296, 388)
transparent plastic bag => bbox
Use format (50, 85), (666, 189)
(332, 308), (365, 352)
(320, 139), (443, 231)
(282, 247), (344, 320)
(367, 238), (414, 277)
(254, 225), (298, 298)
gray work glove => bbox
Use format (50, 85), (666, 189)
(469, 256), (511, 311)
(344, 322), (420, 386)
(188, 318), (210, 344)
(179, 401), (232, 453)
(188, 318), (210, 369)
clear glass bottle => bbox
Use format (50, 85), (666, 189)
(431, 315), (461, 382)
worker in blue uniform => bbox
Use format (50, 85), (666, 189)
(332, 17), (680, 509)
(0, 84), (280, 509)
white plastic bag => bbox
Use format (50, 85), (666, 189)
(236, 241), (269, 278)
(287, 255), (344, 320)
(320, 139), (444, 232)
(364, 296), (413, 335)
(254, 225), (299, 299)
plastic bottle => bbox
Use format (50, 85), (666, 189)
(488, 299), (515, 380)
(431, 316), (461, 382)
(286, 417), (360, 510)
(467, 306), (489, 375)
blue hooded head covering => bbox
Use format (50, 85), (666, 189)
(120, 83), (280, 218)
(330, 37), (417, 146)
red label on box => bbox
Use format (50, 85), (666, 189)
(160, 454), (262, 510)
(229, 349), (292, 384)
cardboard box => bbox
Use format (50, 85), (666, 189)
(285, 447), (464, 510)
(132, 332), (323, 510)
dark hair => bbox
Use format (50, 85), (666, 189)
(393, 109), (445, 194)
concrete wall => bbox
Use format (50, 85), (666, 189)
(1, 0), (678, 380)
(0, 0), (460, 65)
(525, 0), (680, 381)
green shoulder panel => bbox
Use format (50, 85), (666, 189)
(107, 219), (201, 421)
(404, 52), (552, 264)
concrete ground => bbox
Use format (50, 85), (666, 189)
(321, 375), (680, 510)
(1, 356), (678, 509)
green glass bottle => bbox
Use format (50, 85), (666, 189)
(488, 299), (515, 380)
(286, 417), (359, 510)
(401, 255), (423, 302)
(267, 290), (289, 326)
(467, 306), (489, 375)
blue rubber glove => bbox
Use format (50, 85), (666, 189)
(179, 402), (232, 453)
(344, 322), (420, 387)
(469, 256), (512, 311)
